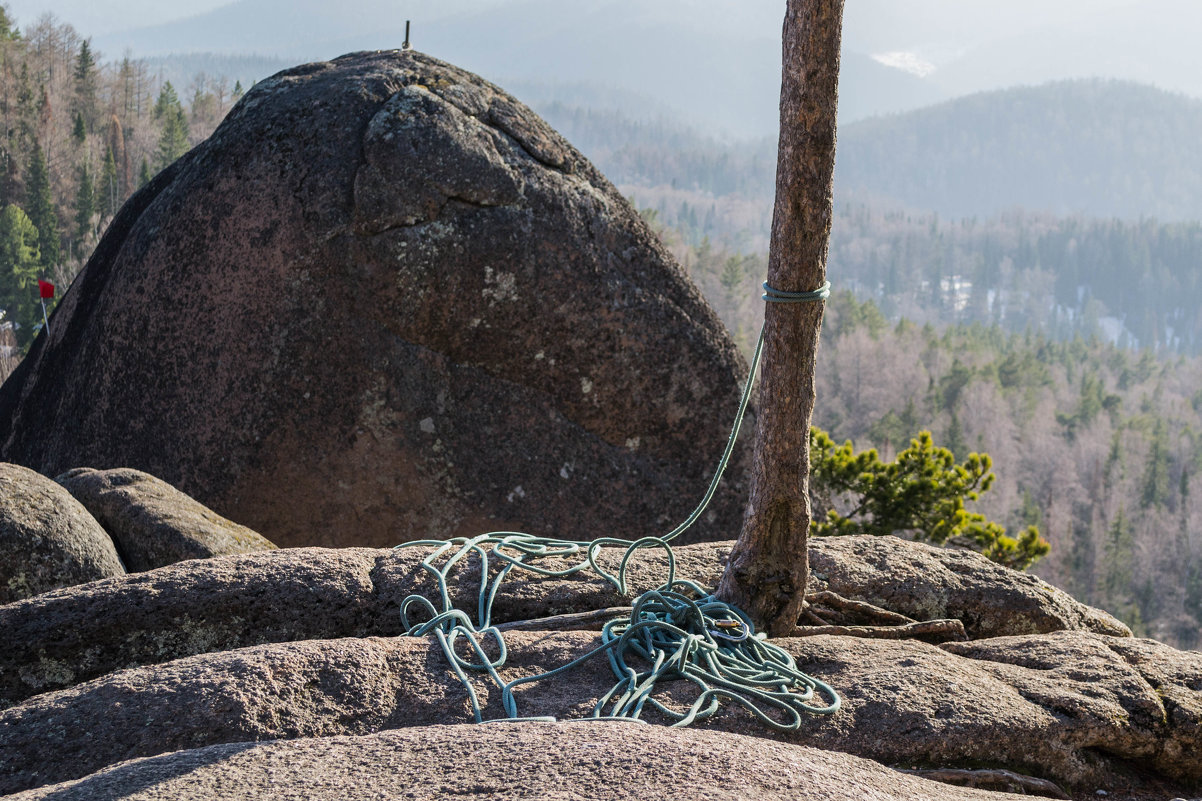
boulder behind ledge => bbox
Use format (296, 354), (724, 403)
(0, 50), (751, 549)
(56, 467), (277, 571)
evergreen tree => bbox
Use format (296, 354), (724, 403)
(719, 255), (744, 301)
(944, 409), (969, 461)
(0, 203), (42, 348)
(24, 143), (59, 273)
(153, 82), (180, 121)
(232, 80), (244, 101)
(0, 146), (16, 209)
(0, 6), (19, 40)
(71, 111), (86, 144)
(15, 63), (34, 147)
(117, 56), (135, 120)
(138, 158), (152, 188)
(73, 39), (98, 128)
(809, 428), (1049, 570)
(73, 163), (95, 259)
(1102, 506), (1139, 630)
(1140, 418), (1171, 509)
(154, 83), (190, 172)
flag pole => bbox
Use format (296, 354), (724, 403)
(37, 278), (54, 337)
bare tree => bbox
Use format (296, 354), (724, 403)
(716, 0), (844, 635)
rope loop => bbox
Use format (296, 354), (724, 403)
(762, 280), (831, 303)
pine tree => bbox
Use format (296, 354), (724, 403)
(0, 146), (16, 209)
(0, 6), (18, 40)
(138, 158), (152, 188)
(232, 80), (244, 101)
(1102, 506), (1141, 632)
(153, 82), (180, 121)
(944, 408), (969, 461)
(153, 83), (190, 172)
(73, 39), (98, 129)
(0, 203), (42, 348)
(1140, 418), (1171, 508)
(73, 163), (95, 259)
(24, 143), (58, 273)
(71, 111), (86, 144)
(720, 255), (744, 301)
(117, 56), (135, 120)
(716, 0), (846, 635)
(15, 63), (34, 147)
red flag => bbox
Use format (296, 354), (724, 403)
(38, 279), (54, 299)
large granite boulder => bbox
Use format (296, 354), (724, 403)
(56, 467), (277, 571)
(0, 463), (124, 603)
(0, 50), (750, 549)
(3, 722), (1031, 801)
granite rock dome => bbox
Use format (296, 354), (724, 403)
(0, 50), (751, 548)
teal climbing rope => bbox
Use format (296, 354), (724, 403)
(395, 281), (839, 729)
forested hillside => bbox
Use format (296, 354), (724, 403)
(674, 233), (1202, 648)
(827, 205), (1202, 354)
(539, 79), (1202, 250)
(0, 10), (236, 358)
(836, 80), (1202, 221)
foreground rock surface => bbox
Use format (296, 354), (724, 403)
(55, 467), (277, 572)
(0, 49), (751, 549)
(3, 722), (1030, 801)
(0, 463), (124, 604)
(2, 631), (1198, 796)
(0, 537), (1128, 707)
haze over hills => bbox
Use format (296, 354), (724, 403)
(543, 79), (1202, 354)
(540, 79), (1202, 228)
(835, 80), (1202, 221)
(60, 0), (1201, 139)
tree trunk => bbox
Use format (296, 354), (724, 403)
(715, 0), (844, 636)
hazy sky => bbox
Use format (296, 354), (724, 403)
(3, 0), (232, 35)
(7, 0), (1201, 54)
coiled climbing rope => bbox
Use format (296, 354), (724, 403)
(395, 283), (839, 729)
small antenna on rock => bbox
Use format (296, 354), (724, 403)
(402, 20), (412, 50)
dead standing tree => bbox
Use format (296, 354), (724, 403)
(716, 0), (845, 636)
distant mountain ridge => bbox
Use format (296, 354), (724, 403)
(836, 79), (1202, 222)
(533, 79), (1202, 230)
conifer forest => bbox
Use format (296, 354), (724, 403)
(0, 10), (235, 360)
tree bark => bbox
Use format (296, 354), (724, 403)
(715, 0), (844, 636)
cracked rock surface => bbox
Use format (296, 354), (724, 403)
(0, 538), (1197, 797)
(2, 630), (1199, 796)
(0, 537), (1128, 708)
(0, 50), (750, 550)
